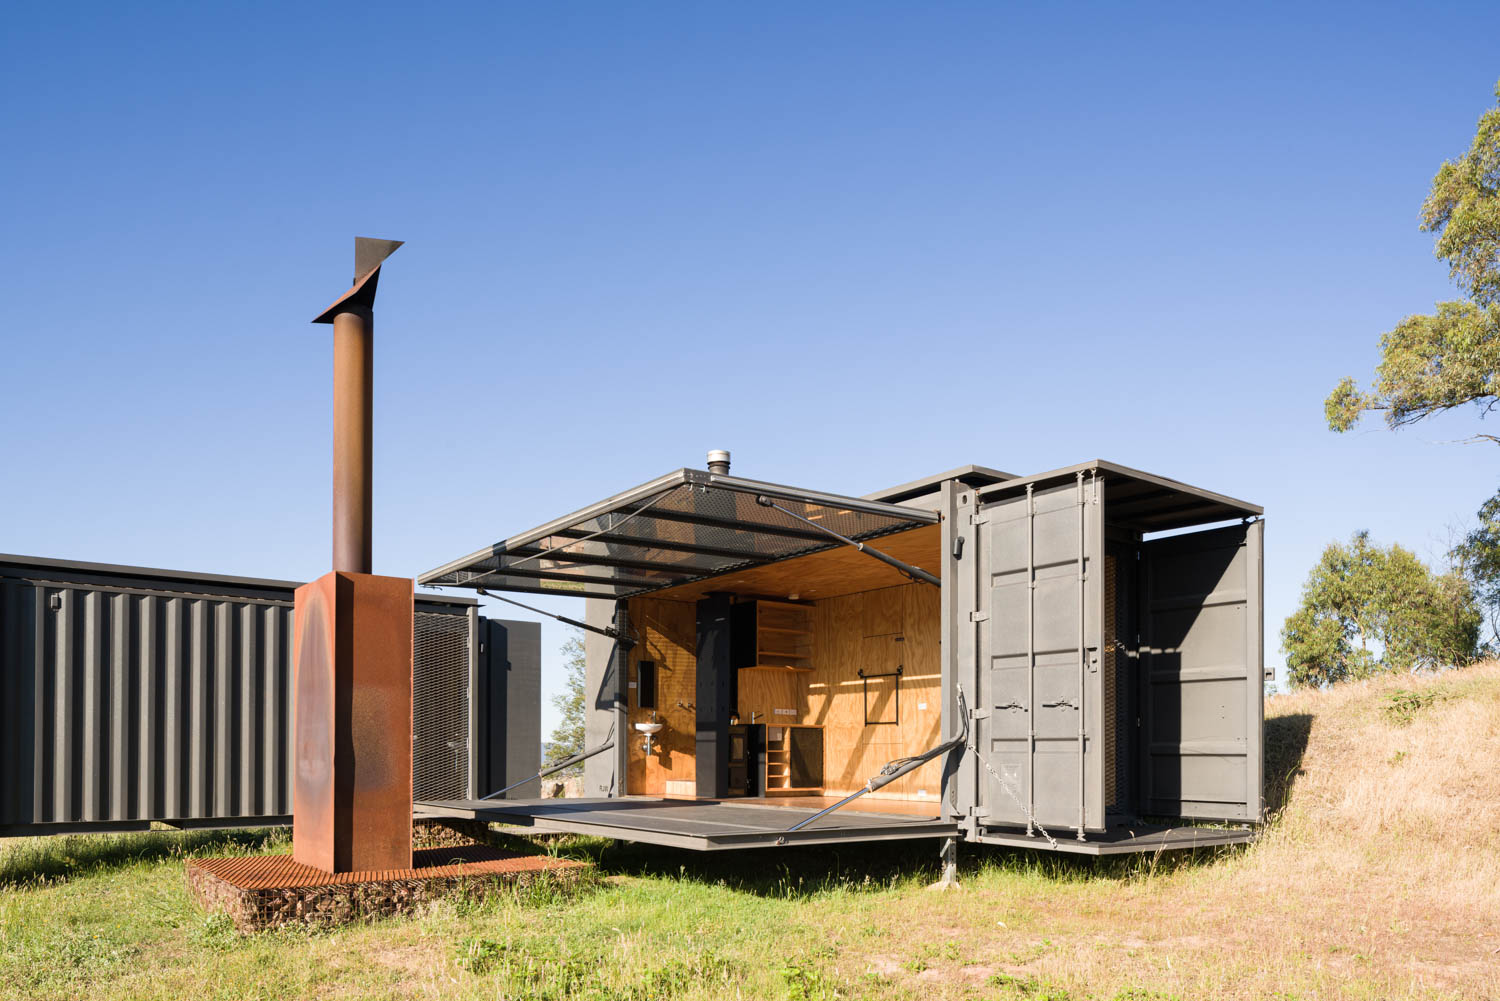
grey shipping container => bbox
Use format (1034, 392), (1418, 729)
(413, 457), (1263, 858)
(0, 554), (540, 837)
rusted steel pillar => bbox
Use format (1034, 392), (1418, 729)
(294, 238), (413, 874)
(331, 305), (373, 573)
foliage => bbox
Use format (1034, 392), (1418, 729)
(545, 631), (587, 768)
(1425, 81), (1500, 309)
(1281, 531), (1481, 687)
(1448, 485), (1500, 641)
(1384, 687), (1445, 726)
(1327, 80), (1500, 439)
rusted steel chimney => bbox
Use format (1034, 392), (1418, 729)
(293, 238), (414, 874)
(315, 238), (401, 573)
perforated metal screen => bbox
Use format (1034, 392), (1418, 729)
(413, 611), (470, 801)
(418, 469), (937, 600)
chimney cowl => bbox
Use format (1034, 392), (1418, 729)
(706, 450), (731, 475)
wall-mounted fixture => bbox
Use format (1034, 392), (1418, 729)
(859, 665), (903, 726)
(635, 711), (663, 755)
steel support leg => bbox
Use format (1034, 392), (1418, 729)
(928, 837), (961, 891)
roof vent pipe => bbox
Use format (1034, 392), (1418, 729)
(707, 450), (731, 475)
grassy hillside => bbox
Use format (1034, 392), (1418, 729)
(2, 663), (1497, 1000)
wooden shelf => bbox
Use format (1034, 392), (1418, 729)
(733, 599), (816, 672)
(762, 723), (823, 793)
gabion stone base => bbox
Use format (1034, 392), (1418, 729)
(412, 817), (492, 849)
(186, 845), (588, 932)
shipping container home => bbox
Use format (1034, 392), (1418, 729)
(415, 458), (1265, 857)
(0, 555), (540, 837)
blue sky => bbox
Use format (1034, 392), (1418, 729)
(4, 3), (1499, 733)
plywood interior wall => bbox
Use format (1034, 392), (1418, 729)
(628, 581), (943, 803)
(801, 583), (942, 802)
(624, 597), (696, 796)
(736, 669), (804, 727)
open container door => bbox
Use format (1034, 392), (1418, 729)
(973, 471), (1106, 838)
(1140, 520), (1264, 822)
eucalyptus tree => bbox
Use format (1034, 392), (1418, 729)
(1282, 532), (1481, 688)
(1325, 80), (1500, 639)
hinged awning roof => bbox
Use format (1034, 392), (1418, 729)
(975, 460), (1261, 533)
(418, 469), (939, 600)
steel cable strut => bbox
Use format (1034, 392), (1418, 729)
(780, 687), (972, 835)
(474, 589), (638, 648)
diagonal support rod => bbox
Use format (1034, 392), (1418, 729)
(479, 723), (616, 800)
(783, 689), (970, 834)
(473, 588), (636, 648)
(754, 496), (940, 587)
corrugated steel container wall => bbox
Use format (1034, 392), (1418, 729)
(0, 557), (512, 835)
(0, 572), (296, 828)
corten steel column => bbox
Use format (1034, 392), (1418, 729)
(293, 237), (414, 874)
(332, 305), (373, 573)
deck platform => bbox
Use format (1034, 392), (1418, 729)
(415, 796), (958, 850)
(415, 796), (1255, 855)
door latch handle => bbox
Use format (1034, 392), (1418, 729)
(1042, 698), (1077, 710)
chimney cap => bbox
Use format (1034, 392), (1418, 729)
(706, 449), (731, 475)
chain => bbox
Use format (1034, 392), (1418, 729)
(964, 728), (1060, 849)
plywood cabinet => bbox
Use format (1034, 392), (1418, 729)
(765, 724), (823, 792)
(733, 599), (814, 672)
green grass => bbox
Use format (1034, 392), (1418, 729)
(0, 827), (1223, 1001)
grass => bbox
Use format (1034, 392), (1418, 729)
(3, 663), (1499, 1000)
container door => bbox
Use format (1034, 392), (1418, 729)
(1140, 521), (1263, 822)
(974, 474), (1106, 834)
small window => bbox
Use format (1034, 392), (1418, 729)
(637, 660), (657, 710)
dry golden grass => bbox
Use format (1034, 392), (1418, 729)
(837, 661), (1500, 1000)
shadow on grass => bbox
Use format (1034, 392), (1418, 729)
(1264, 712), (1314, 817)
(521, 830), (1244, 899)
(0, 826), (289, 888)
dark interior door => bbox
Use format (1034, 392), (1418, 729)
(1140, 521), (1263, 822)
(788, 727), (823, 789)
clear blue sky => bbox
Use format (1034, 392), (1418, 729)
(4, 3), (1499, 734)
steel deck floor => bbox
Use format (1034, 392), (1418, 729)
(415, 797), (1255, 854)
(414, 796), (958, 850)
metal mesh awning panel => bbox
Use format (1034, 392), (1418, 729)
(418, 470), (938, 600)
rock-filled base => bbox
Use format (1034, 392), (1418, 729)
(186, 845), (588, 931)
(411, 818), (492, 849)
